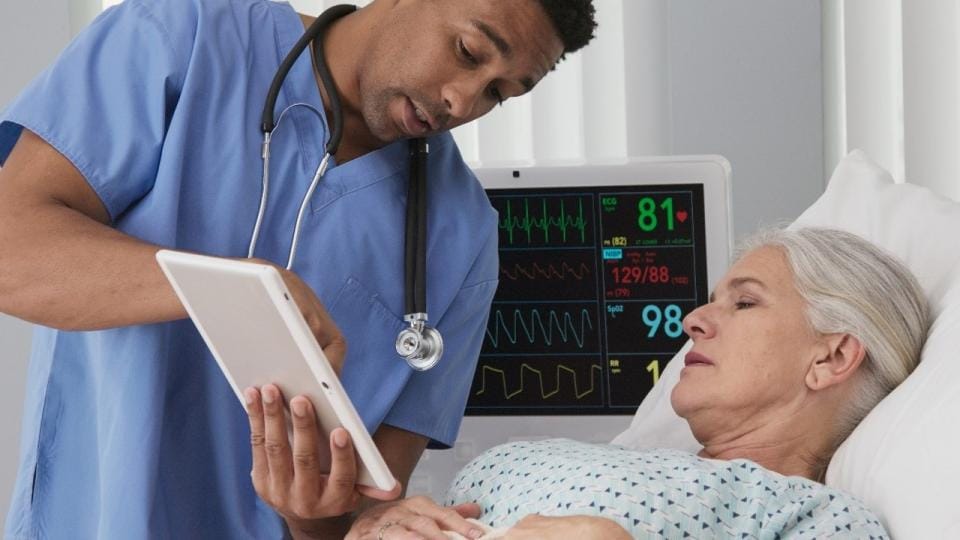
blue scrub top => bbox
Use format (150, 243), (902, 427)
(0, 0), (498, 538)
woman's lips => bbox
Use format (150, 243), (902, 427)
(684, 351), (715, 367)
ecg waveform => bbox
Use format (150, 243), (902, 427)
(486, 308), (595, 349)
(498, 197), (588, 245)
(500, 261), (592, 281)
(474, 363), (603, 400)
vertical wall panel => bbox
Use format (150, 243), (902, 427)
(837, 0), (905, 182)
(581, 0), (629, 161)
(530, 54), (585, 165)
(902, 1), (960, 200)
(621, 0), (669, 157)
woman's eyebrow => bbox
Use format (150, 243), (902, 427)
(729, 276), (768, 290)
(708, 277), (768, 303)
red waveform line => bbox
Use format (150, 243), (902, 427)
(500, 261), (592, 281)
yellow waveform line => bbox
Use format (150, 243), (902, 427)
(475, 363), (603, 400)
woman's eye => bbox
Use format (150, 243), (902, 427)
(459, 39), (478, 65)
(735, 300), (755, 310)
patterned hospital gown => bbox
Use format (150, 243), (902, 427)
(444, 439), (889, 539)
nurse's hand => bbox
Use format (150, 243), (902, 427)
(244, 384), (402, 522)
(261, 261), (347, 376)
(345, 497), (483, 540)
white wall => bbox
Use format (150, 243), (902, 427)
(667, 0), (825, 239)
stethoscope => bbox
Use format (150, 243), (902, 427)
(248, 4), (443, 371)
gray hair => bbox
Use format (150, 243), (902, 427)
(739, 227), (929, 452)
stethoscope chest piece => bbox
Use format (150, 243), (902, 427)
(396, 313), (443, 371)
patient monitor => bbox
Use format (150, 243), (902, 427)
(411, 156), (733, 499)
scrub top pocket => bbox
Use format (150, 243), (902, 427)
(329, 276), (413, 436)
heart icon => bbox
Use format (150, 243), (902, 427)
(676, 210), (688, 223)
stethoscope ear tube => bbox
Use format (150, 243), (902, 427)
(260, 4), (356, 140)
(405, 139), (428, 315)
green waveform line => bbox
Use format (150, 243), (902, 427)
(499, 197), (587, 245)
(475, 363), (603, 400)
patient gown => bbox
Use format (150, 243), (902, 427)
(445, 439), (889, 539)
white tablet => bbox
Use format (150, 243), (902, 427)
(156, 250), (396, 492)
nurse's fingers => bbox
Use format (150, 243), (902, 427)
(290, 396), (325, 502)
(276, 269), (347, 376)
(303, 296), (347, 376)
(261, 384), (294, 492)
(357, 479), (404, 502)
(320, 428), (362, 514)
(244, 387), (270, 494)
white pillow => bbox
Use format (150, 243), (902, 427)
(611, 150), (960, 538)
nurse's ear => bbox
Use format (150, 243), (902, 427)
(805, 333), (866, 391)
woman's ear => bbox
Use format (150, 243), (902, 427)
(805, 334), (866, 391)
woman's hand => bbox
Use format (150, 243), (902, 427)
(345, 497), (484, 540)
(244, 384), (402, 523)
(502, 514), (632, 540)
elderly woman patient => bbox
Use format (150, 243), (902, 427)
(433, 227), (929, 540)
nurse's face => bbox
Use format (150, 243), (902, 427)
(670, 247), (826, 441)
(358, 0), (564, 142)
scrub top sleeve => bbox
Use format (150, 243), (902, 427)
(383, 227), (499, 449)
(0, 0), (188, 221)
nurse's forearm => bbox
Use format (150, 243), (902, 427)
(0, 202), (186, 330)
(0, 130), (185, 330)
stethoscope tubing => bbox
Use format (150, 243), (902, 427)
(251, 4), (442, 370)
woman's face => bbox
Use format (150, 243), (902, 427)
(671, 246), (826, 440)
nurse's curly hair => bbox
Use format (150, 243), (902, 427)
(536, 0), (598, 57)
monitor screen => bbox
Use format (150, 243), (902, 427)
(466, 184), (709, 415)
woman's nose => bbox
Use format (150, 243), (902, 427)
(682, 304), (715, 340)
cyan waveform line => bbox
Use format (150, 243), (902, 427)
(500, 261), (591, 281)
(498, 197), (587, 245)
(475, 363), (603, 400)
(486, 308), (594, 348)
